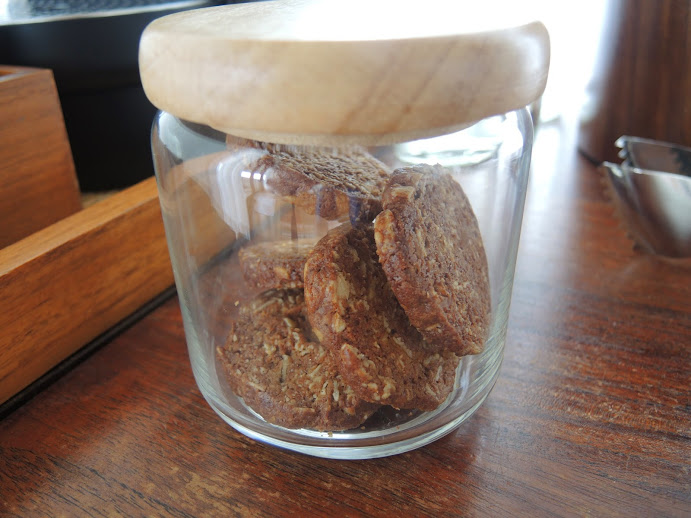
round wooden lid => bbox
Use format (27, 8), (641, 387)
(139, 0), (550, 145)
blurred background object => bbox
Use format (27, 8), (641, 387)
(578, 0), (691, 163)
(0, 0), (243, 191)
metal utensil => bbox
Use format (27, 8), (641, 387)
(602, 160), (691, 258)
(616, 136), (691, 177)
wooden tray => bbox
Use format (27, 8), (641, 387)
(0, 67), (174, 405)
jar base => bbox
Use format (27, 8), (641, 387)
(206, 393), (491, 460)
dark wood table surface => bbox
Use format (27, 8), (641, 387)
(1, 119), (689, 517)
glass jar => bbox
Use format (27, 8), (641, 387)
(140, 0), (549, 459)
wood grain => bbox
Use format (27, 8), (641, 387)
(0, 176), (173, 405)
(0, 121), (689, 516)
(0, 66), (82, 248)
(578, 0), (691, 162)
(139, 0), (550, 145)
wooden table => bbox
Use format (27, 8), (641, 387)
(1, 119), (689, 517)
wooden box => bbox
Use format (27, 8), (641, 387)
(0, 67), (174, 406)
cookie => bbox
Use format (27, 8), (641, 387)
(304, 223), (460, 410)
(216, 289), (379, 431)
(238, 239), (317, 291)
(374, 164), (490, 356)
(226, 135), (390, 223)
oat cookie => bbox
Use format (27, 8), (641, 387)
(238, 239), (317, 291)
(216, 289), (379, 431)
(374, 164), (490, 356)
(304, 223), (460, 410)
(226, 135), (390, 223)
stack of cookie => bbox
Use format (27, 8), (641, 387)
(217, 139), (490, 432)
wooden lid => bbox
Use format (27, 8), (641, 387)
(139, 0), (550, 145)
